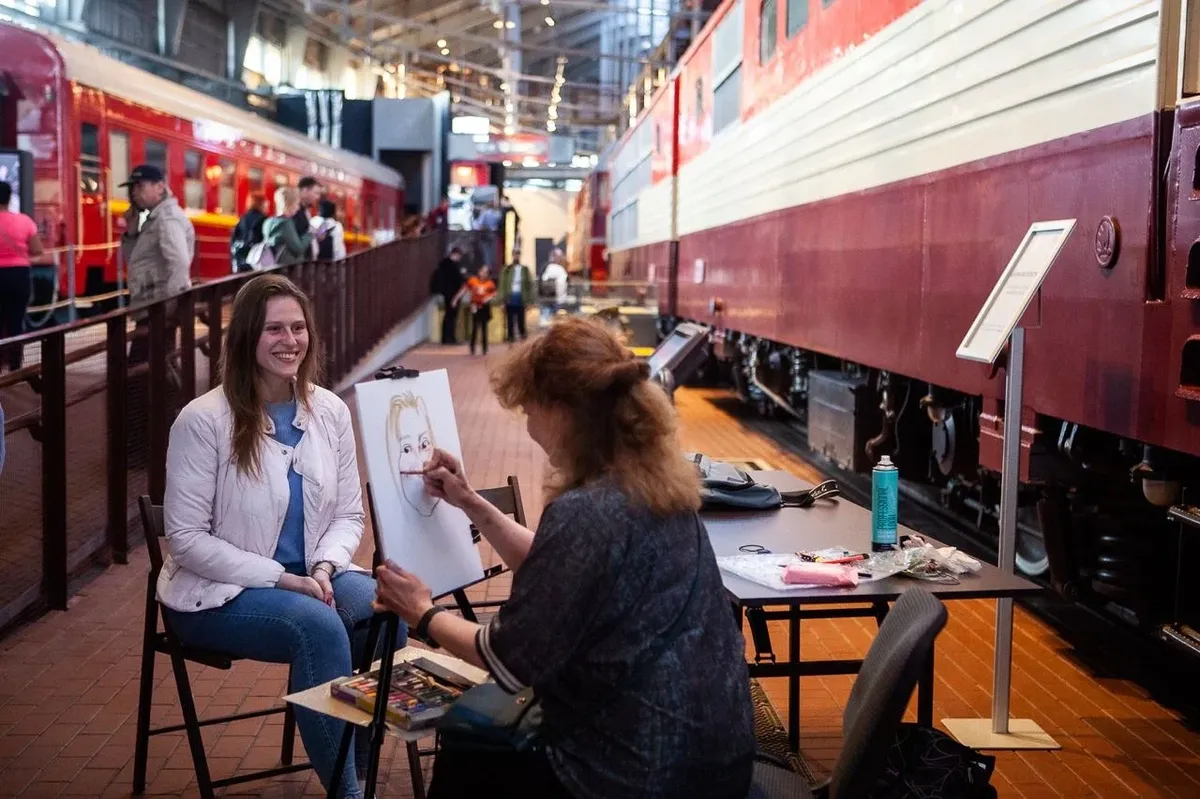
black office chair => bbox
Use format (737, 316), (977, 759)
(747, 587), (949, 798)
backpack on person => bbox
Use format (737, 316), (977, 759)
(244, 240), (277, 269)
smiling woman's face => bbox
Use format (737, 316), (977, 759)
(394, 404), (438, 516)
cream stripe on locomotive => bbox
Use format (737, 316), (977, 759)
(676, 0), (1160, 237)
(609, 178), (676, 257)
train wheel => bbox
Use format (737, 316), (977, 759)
(1015, 505), (1050, 577)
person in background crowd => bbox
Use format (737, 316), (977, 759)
(161, 274), (387, 799)
(0, 181), (44, 372)
(498, 255), (534, 343)
(424, 197), (449, 233)
(265, 187), (319, 266)
(476, 202), (503, 268)
(294, 176), (323, 242)
(231, 193), (267, 273)
(373, 318), (755, 799)
(120, 165), (195, 307)
(430, 246), (467, 345)
(313, 199), (346, 262)
(540, 249), (570, 324)
(466, 264), (496, 356)
(119, 164), (195, 376)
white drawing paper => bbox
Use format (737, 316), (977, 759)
(353, 369), (484, 598)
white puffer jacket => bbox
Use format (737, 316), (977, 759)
(157, 384), (365, 613)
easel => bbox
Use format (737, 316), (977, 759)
(942, 220), (1074, 751)
(326, 364), (482, 799)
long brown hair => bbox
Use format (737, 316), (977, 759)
(490, 317), (700, 516)
(220, 274), (322, 475)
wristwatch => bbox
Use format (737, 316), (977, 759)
(415, 605), (447, 648)
(311, 561), (335, 579)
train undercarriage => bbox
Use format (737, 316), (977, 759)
(663, 317), (1200, 651)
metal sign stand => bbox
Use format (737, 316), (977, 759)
(943, 220), (1076, 751)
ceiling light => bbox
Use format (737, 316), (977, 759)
(505, 20), (515, 29)
(493, 20), (503, 29)
(547, 120), (556, 131)
(441, 48), (450, 55)
(437, 39), (446, 48)
(541, 0), (549, 4)
(545, 16), (555, 26)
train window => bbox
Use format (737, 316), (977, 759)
(218, 159), (236, 215)
(713, 67), (742, 134)
(760, 0), (777, 64)
(786, 0), (808, 37)
(248, 166), (264, 194)
(80, 123), (101, 195)
(108, 131), (130, 198)
(183, 150), (205, 211)
(144, 138), (167, 178)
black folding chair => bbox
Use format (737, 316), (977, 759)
(132, 496), (310, 799)
(747, 587), (949, 798)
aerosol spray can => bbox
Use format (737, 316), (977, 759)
(871, 455), (899, 551)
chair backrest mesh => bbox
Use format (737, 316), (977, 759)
(830, 587), (948, 798)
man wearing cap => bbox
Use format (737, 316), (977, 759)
(119, 164), (194, 305)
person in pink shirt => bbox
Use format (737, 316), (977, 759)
(0, 181), (44, 371)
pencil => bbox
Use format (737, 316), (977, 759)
(397, 470), (426, 475)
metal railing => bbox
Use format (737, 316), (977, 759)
(0, 234), (441, 633)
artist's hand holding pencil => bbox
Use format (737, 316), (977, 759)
(415, 448), (480, 512)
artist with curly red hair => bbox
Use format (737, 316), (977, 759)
(374, 317), (754, 799)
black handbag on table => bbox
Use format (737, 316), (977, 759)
(436, 517), (706, 753)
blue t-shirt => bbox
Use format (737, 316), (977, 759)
(266, 399), (306, 575)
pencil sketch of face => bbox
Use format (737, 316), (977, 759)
(386, 391), (439, 517)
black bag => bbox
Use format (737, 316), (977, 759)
(436, 518), (706, 753)
(870, 723), (997, 798)
(686, 453), (841, 510)
(435, 684), (544, 753)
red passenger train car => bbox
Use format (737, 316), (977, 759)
(0, 22), (403, 305)
(606, 0), (1200, 630)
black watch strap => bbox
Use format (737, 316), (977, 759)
(415, 605), (447, 647)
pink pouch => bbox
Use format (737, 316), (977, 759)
(781, 561), (860, 587)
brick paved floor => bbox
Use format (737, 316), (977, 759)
(0, 342), (1196, 797)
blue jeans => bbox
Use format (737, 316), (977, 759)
(165, 571), (407, 798)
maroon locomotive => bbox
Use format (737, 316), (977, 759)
(603, 0), (1200, 634)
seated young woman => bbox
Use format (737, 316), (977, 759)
(373, 317), (755, 799)
(160, 274), (398, 799)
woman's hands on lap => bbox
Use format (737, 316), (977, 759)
(312, 570), (336, 607)
(277, 572), (327, 603)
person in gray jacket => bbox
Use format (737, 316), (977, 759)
(119, 164), (194, 383)
(119, 164), (194, 305)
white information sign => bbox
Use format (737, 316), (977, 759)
(956, 220), (1076, 364)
